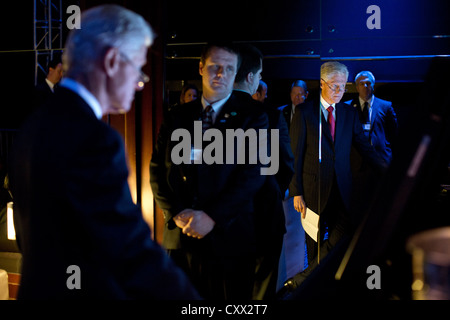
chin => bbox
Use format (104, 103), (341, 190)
(110, 101), (131, 115)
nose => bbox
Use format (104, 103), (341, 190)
(216, 67), (225, 77)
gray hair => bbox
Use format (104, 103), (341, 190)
(354, 71), (375, 86)
(63, 5), (154, 76)
(320, 61), (349, 82)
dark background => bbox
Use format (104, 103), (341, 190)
(0, 0), (449, 298)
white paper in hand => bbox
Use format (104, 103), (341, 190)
(301, 208), (319, 242)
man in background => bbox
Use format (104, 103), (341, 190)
(234, 44), (294, 299)
(279, 80), (309, 130)
(33, 56), (63, 108)
(345, 70), (398, 166)
(283, 62), (386, 293)
(150, 42), (269, 300)
(252, 79), (268, 103)
(345, 70), (398, 224)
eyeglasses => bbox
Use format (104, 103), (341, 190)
(120, 52), (150, 89)
(321, 78), (347, 93)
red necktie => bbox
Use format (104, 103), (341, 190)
(327, 106), (335, 141)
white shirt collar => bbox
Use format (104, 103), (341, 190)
(289, 103), (296, 122)
(359, 95), (375, 110)
(45, 78), (56, 92)
(320, 95), (335, 109)
(201, 93), (231, 123)
(59, 78), (103, 119)
(320, 94), (337, 120)
(291, 103), (296, 113)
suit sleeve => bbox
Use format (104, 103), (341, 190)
(67, 127), (200, 299)
(352, 109), (388, 171)
(276, 111), (295, 194)
(385, 102), (398, 145)
(149, 116), (185, 227)
(288, 105), (307, 198)
(204, 110), (270, 229)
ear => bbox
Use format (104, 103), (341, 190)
(104, 47), (120, 77)
(199, 61), (204, 76)
(247, 72), (254, 84)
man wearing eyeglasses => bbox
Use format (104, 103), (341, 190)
(282, 61), (386, 292)
(9, 5), (200, 300)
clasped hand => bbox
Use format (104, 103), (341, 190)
(173, 209), (216, 239)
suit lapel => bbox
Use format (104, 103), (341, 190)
(317, 101), (334, 144)
(179, 100), (203, 132)
(334, 102), (347, 146)
(351, 98), (364, 123)
(212, 94), (241, 131)
(284, 105), (292, 129)
(370, 97), (380, 127)
(351, 99), (360, 110)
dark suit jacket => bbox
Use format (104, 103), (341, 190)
(288, 100), (385, 214)
(345, 96), (398, 165)
(150, 91), (269, 257)
(33, 81), (54, 109)
(232, 90), (294, 257)
(234, 91), (294, 194)
(9, 87), (200, 299)
(278, 104), (294, 131)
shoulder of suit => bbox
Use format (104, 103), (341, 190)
(288, 101), (313, 118)
(230, 91), (265, 115)
(343, 99), (359, 108)
(173, 99), (201, 113)
(374, 96), (393, 108)
(34, 82), (49, 90)
(231, 90), (259, 105)
(339, 101), (354, 109)
(278, 104), (289, 112)
(338, 101), (359, 117)
(301, 100), (315, 110)
(52, 86), (91, 108)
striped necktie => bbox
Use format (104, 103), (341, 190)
(202, 105), (214, 132)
